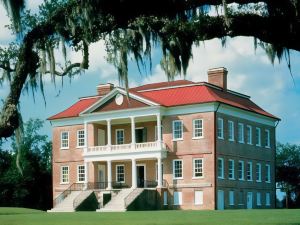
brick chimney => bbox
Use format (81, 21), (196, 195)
(96, 83), (114, 96)
(207, 67), (228, 90)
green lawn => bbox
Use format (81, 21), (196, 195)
(1, 208), (300, 225)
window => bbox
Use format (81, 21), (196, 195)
(238, 161), (244, 180)
(265, 164), (271, 183)
(163, 191), (168, 205)
(61, 131), (69, 149)
(61, 166), (69, 184)
(228, 159), (235, 180)
(193, 119), (203, 138)
(77, 165), (85, 182)
(229, 191), (235, 206)
(238, 123), (244, 143)
(194, 191), (203, 205)
(238, 191), (244, 205)
(173, 160), (183, 179)
(257, 192), (261, 206)
(116, 165), (125, 183)
(256, 163), (262, 182)
(218, 158), (224, 179)
(246, 125), (252, 144)
(77, 130), (85, 147)
(247, 162), (253, 181)
(155, 163), (164, 181)
(217, 118), (224, 139)
(155, 126), (163, 141)
(172, 120), (183, 140)
(255, 127), (261, 146)
(228, 121), (234, 141)
(173, 191), (182, 205)
(266, 193), (271, 206)
(116, 129), (124, 145)
(193, 158), (204, 178)
(265, 129), (270, 148)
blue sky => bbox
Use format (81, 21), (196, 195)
(0, 1), (300, 145)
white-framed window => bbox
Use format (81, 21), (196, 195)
(217, 118), (224, 139)
(194, 190), (203, 205)
(193, 158), (204, 178)
(218, 158), (224, 179)
(154, 125), (163, 141)
(256, 192), (261, 206)
(155, 163), (164, 181)
(61, 131), (69, 149)
(173, 191), (182, 205)
(61, 166), (69, 184)
(229, 191), (235, 206)
(255, 127), (261, 146)
(193, 119), (204, 138)
(238, 123), (244, 143)
(116, 129), (124, 145)
(266, 193), (271, 206)
(228, 121), (234, 141)
(256, 163), (262, 182)
(116, 164), (125, 183)
(163, 191), (168, 205)
(238, 191), (244, 205)
(228, 159), (235, 180)
(77, 165), (85, 183)
(247, 162), (253, 181)
(246, 125), (252, 145)
(172, 120), (183, 140)
(238, 160), (244, 181)
(265, 164), (271, 183)
(173, 159), (183, 179)
(265, 129), (271, 148)
(77, 130), (85, 147)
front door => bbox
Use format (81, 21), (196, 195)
(217, 190), (224, 210)
(136, 165), (145, 187)
(247, 192), (253, 209)
(98, 164), (106, 189)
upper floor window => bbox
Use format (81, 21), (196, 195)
(217, 118), (224, 139)
(61, 166), (69, 184)
(193, 158), (203, 178)
(173, 159), (183, 179)
(238, 161), (244, 181)
(256, 163), (262, 182)
(265, 129), (271, 148)
(265, 164), (271, 183)
(61, 131), (69, 149)
(246, 125), (252, 145)
(77, 130), (85, 147)
(228, 159), (235, 180)
(255, 127), (261, 146)
(238, 123), (244, 143)
(116, 129), (124, 145)
(172, 120), (183, 140)
(247, 162), (253, 181)
(218, 158), (224, 179)
(77, 165), (85, 183)
(193, 119), (203, 138)
(116, 165), (125, 183)
(228, 121), (234, 141)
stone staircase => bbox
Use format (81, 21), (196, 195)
(48, 191), (81, 212)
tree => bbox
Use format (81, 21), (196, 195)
(0, 0), (300, 138)
(276, 142), (300, 208)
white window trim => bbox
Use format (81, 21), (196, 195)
(173, 191), (182, 205)
(247, 162), (253, 181)
(265, 129), (271, 148)
(246, 125), (252, 145)
(172, 120), (183, 141)
(115, 129), (125, 145)
(192, 119), (204, 139)
(238, 123), (245, 143)
(256, 163), (262, 182)
(60, 131), (69, 149)
(173, 159), (183, 180)
(194, 190), (204, 205)
(229, 191), (235, 206)
(228, 159), (235, 180)
(77, 165), (85, 183)
(192, 158), (204, 179)
(217, 158), (224, 179)
(266, 164), (271, 183)
(116, 164), (125, 183)
(76, 129), (85, 148)
(228, 120), (234, 141)
(217, 118), (224, 139)
(60, 165), (69, 184)
(238, 160), (245, 181)
(256, 127), (261, 147)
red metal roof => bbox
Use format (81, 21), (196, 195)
(130, 80), (194, 92)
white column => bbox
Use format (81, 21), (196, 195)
(107, 119), (111, 150)
(131, 159), (137, 189)
(131, 116), (136, 149)
(156, 114), (162, 143)
(107, 160), (112, 190)
(84, 161), (89, 189)
(84, 121), (88, 153)
(157, 157), (162, 188)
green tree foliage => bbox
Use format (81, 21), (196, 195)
(276, 143), (300, 208)
(0, 118), (52, 210)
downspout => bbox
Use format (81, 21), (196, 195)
(214, 102), (221, 210)
(274, 119), (280, 208)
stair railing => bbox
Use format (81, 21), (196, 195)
(53, 183), (85, 207)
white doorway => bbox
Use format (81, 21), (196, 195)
(247, 192), (253, 209)
(136, 164), (146, 188)
(217, 190), (224, 210)
(98, 129), (105, 146)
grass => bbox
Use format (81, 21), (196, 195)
(0, 208), (300, 225)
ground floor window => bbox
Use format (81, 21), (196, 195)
(266, 193), (270, 206)
(194, 190), (203, 205)
(238, 191), (244, 205)
(229, 191), (235, 206)
(256, 192), (261, 206)
(61, 166), (69, 184)
(77, 165), (85, 182)
(163, 191), (168, 205)
(173, 191), (182, 205)
(116, 165), (125, 183)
